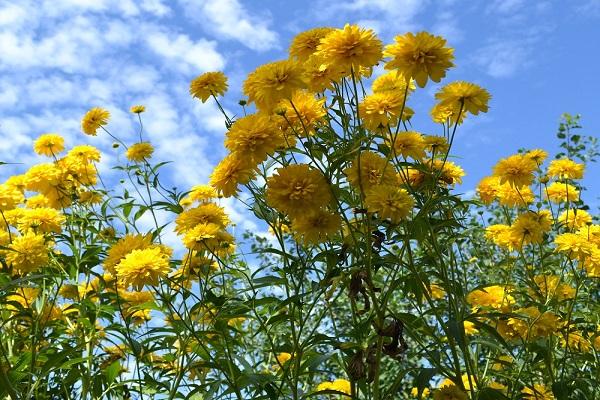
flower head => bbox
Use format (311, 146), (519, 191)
(115, 247), (172, 290)
(344, 151), (396, 191)
(243, 60), (306, 111)
(435, 81), (490, 117)
(365, 184), (414, 223)
(130, 105), (146, 114)
(225, 114), (284, 162)
(289, 27), (334, 61)
(545, 182), (579, 203)
(126, 142), (154, 162)
(291, 209), (341, 244)
(266, 164), (331, 216)
(359, 92), (413, 131)
(384, 31), (455, 88)
(492, 154), (537, 187)
(372, 71), (415, 94)
(5, 231), (49, 275)
(547, 158), (584, 180)
(316, 24), (383, 71)
(277, 90), (326, 136)
(81, 107), (110, 136)
(190, 71), (228, 103)
(34, 133), (65, 156)
(387, 131), (426, 160)
(209, 154), (256, 197)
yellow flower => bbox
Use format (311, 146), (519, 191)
(209, 154), (256, 197)
(561, 331), (591, 352)
(411, 387), (431, 398)
(224, 114), (284, 162)
(476, 176), (499, 205)
(104, 234), (154, 275)
(130, 105), (146, 114)
(545, 182), (579, 203)
(554, 233), (594, 260)
(496, 183), (534, 207)
(275, 352), (292, 366)
(384, 31), (454, 88)
(265, 164), (331, 217)
(372, 71), (415, 94)
(243, 60), (306, 111)
(423, 135), (449, 154)
(359, 92), (413, 131)
(522, 383), (555, 400)
(190, 71), (228, 103)
(7, 287), (40, 309)
(387, 131), (426, 160)
(33, 133), (65, 156)
(435, 81), (491, 117)
(278, 90), (326, 136)
(427, 159), (465, 186)
(510, 210), (552, 247)
(303, 54), (345, 92)
(430, 102), (466, 125)
(126, 142), (154, 162)
(344, 151), (396, 191)
(115, 247), (171, 290)
(0, 183), (25, 211)
(185, 185), (218, 204)
(365, 184), (414, 223)
(526, 149), (548, 165)
(67, 145), (101, 162)
(289, 27), (334, 61)
(429, 284), (446, 300)
(182, 223), (234, 255)
(290, 209), (341, 245)
(466, 285), (514, 311)
(174, 203), (229, 234)
(5, 231), (49, 275)
(81, 107), (110, 136)
(316, 24), (383, 71)
(317, 379), (351, 395)
(547, 158), (584, 180)
(463, 321), (478, 335)
(433, 385), (467, 400)
(14, 207), (65, 233)
(531, 274), (575, 302)
(492, 154), (537, 187)
(558, 209), (592, 230)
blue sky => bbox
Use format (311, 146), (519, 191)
(1, 0), (599, 235)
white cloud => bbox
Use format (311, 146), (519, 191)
(179, 0), (279, 51)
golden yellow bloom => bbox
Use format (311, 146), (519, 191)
(435, 81), (490, 117)
(547, 158), (584, 180)
(387, 131), (426, 160)
(423, 135), (449, 154)
(278, 90), (326, 136)
(266, 164), (331, 216)
(427, 159), (465, 186)
(467, 285), (514, 311)
(13, 207), (65, 233)
(476, 176), (499, 204)
(5, 231), (49, 275)
(25, 194), (50, 208)
(175, 203), (229, 234)
(224, 113), (284, 162)
(384, 31), (454, 88)
(496, 183), (534, 207)
(290, 209), (341, 245)
(545, 182), (579, 203)
(182, 222), (234, 255)
(561, 331), (591, 352)
(554, 233), (594, 260)
(289, 27), (334, 61)
(531, 275), (575, 302)
(0, 183), (25, 211)
(67, 145), (101, 162)
(243, 60), (306, 111)
(115, 247), (171, 290)
(186, 185), (218, 204)
(429, 284), (446, 300)
(81, 107), (110, 136)
(486, 224), (518, 250)
(430, 102), (466, 125)
(209, 153), (256, 197)
(303, 54), (345, 92)
(7, 287), (39, 309)
(105, 234), (154, 275)
(344, 151), (396, 191)
(126, 142), (154, 162)
(433, 385), (468, 400)
(359, 92), (413, 131)
(130, 105), (145, 114)
(190, 71), (228, 103)
(275, 352), (292, 366)
(510, 210), (552, 247)
(317, 379), (351, 395)
(33, 133), (65, 156)
(522, 383), (555, 400)
(463, 321), (478, 335)
(507, 307), (560, 339)
(316, 24), (382, 71)
(526, 149), (548, 165)
(559, 209), (592, 230)
(372, 71), (415, 94)
(365, 184), (414, 223)
(492, 154), (536, 187)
